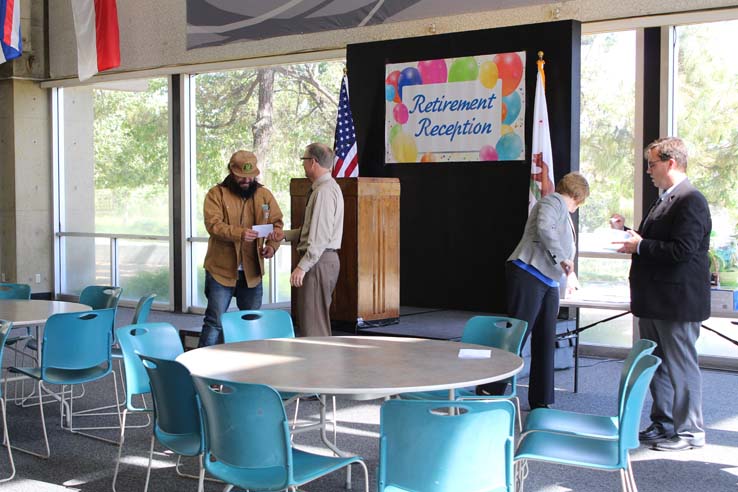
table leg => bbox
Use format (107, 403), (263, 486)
(318, 395), (353, 490)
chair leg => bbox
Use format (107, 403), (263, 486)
(515, 459), (528, 492)
(512, 396), (522, 432)
(356, 460), (370, 492)
(626, 455), (638, 492)
(111, 408), (129, 492)
(144, 434), (156, 492)
(197, 454), (205, 492)
(10, 380), (50, 459)
(292, 397), (301, 431)
(63, 371), (123, 444)
(0, 398), (16, 483)
(222, 485), (234, 492)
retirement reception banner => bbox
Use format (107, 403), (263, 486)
(385, 52), (526, 163)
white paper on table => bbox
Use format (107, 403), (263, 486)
(458, 349), (492, 359)
(252, 224), (273, 238)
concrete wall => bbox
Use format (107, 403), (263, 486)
(0, 80), (52, 291)
(48, 0), (738, 80)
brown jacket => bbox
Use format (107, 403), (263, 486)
(203, 183), (284, 287)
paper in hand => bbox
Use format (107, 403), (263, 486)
(252, 224), (274, 238)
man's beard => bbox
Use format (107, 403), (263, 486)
(223, 175), (261, 199)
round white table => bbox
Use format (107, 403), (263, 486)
(179, 336), (522, 488)
(0, 299), (92, 326)
(177, 336), (523, 400)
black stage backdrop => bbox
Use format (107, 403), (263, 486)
(347, 20), (581, 313)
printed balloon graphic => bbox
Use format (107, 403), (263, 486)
(448, 57), (479, 82)
(385, 84), (396, 102)
(420, 152), (436, 163)
(500, 124), (514, 135)
(502, 91), (521, 125)
(479, 61), (499, 89)
(479, 145), (499, 161)
(385, 70), (401, 103)
(397, 67), (422, 101)
(501, 103), (508, 123)
(493, 53), (523, 96)
(388, 124), (403, 144)
(418, 59), (447, 84)
(393, 103), (409, 124)
(391, 131), (418, 162)
(496, 132), (523, 160)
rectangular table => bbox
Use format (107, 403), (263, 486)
(559, 291), (738, 392)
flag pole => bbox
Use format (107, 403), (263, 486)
(537, 51), (546, 89)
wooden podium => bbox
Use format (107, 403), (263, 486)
(290, 177), (400, 330)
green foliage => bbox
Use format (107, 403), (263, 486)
(194, 62), (345, 233)
(121, 268), (169, 301)
(93, 78), (169, 189)
(579, 32), (636, 233)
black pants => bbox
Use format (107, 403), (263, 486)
(478, 262), (559, 406)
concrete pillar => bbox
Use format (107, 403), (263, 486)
(0, 79), (53, 294)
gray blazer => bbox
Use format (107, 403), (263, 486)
(507, 192), (575, 281)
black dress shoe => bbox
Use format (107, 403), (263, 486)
(652, 436), (705, 451)
(529, 402), (550, 410)
(639, 423), (672, 443)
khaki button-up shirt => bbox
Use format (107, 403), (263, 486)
(285, 173), (343, 272)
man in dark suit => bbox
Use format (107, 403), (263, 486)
(617, 137), (711, 451)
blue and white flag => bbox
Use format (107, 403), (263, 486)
(332, 75), (359, 178)
(1, 0), (22, 64)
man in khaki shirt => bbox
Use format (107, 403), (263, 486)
(199, 150), (284, 347)
(270, 143), (344, 337)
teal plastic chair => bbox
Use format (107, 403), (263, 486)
(1, 283), (33, 369)
(8, 308), (120, 458)
(221, 309), (332, 436)
(79, 285), (123, 310)
(221, 309), (294, 343)
(192, 376), (369, 492)
(378, 399), (515, 492)
(112, 322), (184, 492)
(131, 293), (157, 324)
(0, 321), (17, 482)
(111, 293), (158, 406)
(400, 316), (527, 429)
(0, 283), (31, 299)
(515, 355), (662, 492)
(522, 339), (657, 439)
(139, 355), (205, 492)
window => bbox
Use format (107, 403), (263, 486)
(58, 79), (170, 303)
(674, 19), (738, 358)
(578, 30), (637, 347)
(188, 62), (345, 308)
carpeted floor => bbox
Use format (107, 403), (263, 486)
(1, 307), (737, 491)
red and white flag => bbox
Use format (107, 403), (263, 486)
(529, 56), (555, 213)
(71, 0), (120, 81)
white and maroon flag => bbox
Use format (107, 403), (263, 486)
(529, 55), (555, 213)
(71, 0), (121, 81)
(332, 75), (359, 178)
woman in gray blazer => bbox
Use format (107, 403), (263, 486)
(481, 172), (589, 409)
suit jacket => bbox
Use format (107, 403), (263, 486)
(508, 192), (575, 281)
(629, 179), (711, 321)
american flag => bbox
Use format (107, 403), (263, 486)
(332, 75), (359, 178)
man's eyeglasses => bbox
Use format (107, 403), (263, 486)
(646, 159), (664, 169)
(301, 156), (313, 161)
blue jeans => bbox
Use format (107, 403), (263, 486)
(199, 271), (263, 347)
